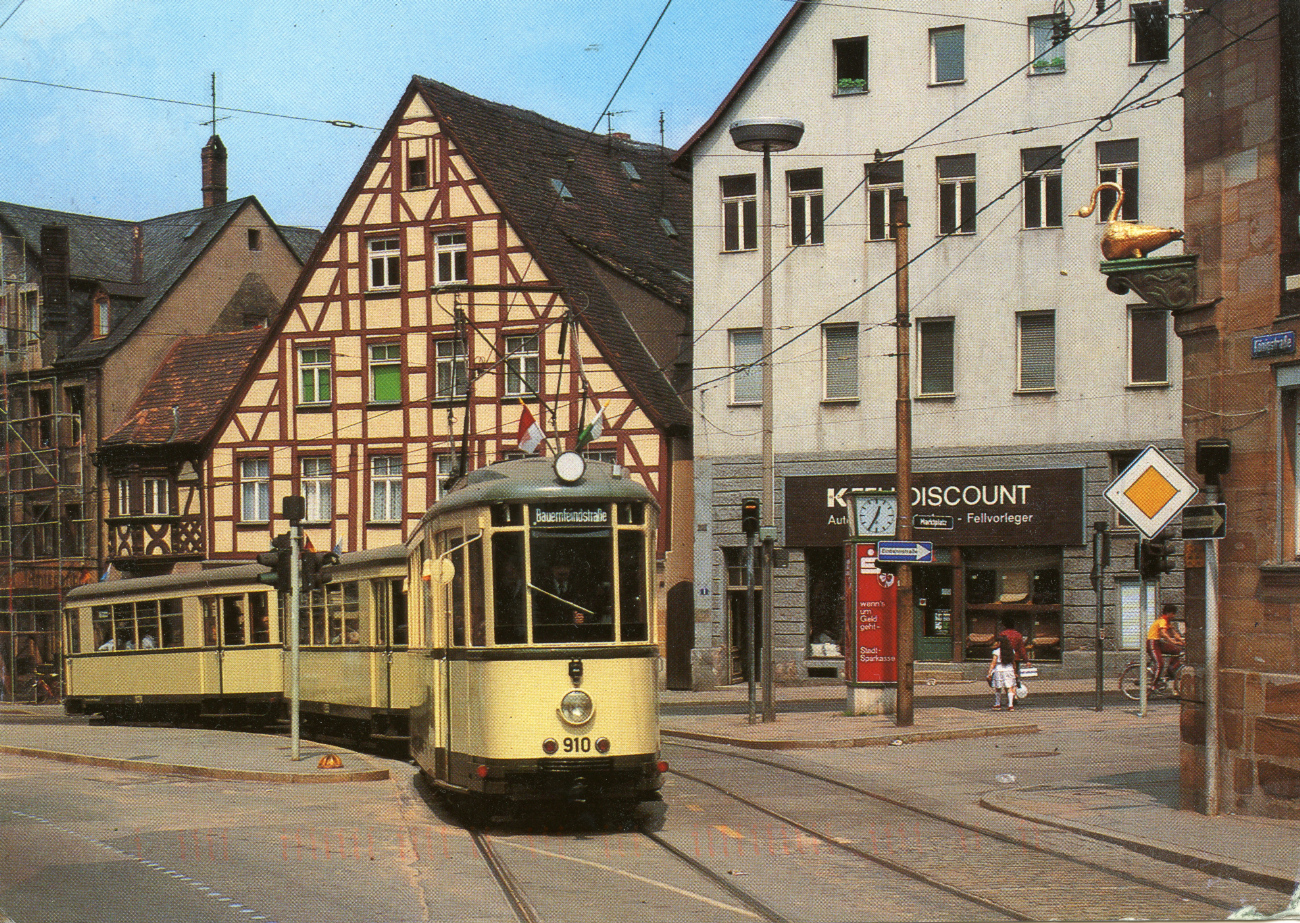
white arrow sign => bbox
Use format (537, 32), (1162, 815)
(875, 540), (934, 563)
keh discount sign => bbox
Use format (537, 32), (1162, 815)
(846, 544), (898, 684)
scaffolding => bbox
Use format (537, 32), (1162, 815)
(1, 232), (95, 703)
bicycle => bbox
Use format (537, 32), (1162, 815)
(22, 668), (60, 705)
(1118, 650), (1184, 701)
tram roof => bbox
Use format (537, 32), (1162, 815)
(418, 457), (656, 527)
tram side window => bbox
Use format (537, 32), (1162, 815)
(327, 583), (360, 644)
(136, 600), (160, 649)
(249, 592), (270, 644)
(392, 579), (409, 646)
(66, 610), (80, 654)
(92, 606), (112, 650)
(202, 599), (218, 646)
(223, 596), (246, 646)
(493, 532), (527, 644)
(450, 539), (467, 647)
(160, 598), (183, 647)
(113, 603), (136, 650)
(468, 539), (486, 646)
(618, 530), (648, 642)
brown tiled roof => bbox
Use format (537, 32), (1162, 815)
(101, 329), (269, 450)
(413, 77), (692, 431)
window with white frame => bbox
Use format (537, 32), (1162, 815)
(1130, 306), (1169, 385)
(823, 324), (858, 401)
(370, 456), (403, 523)
(788, 169), (825, 246)
(503, 334), (539, 397)
(114, 477), (130, 517)
(1132, 1), (1169, 64)
(1017, 311), (1056, 391)
(240, 457), (270, 523)
(721, 174), (757, 252)
(1097, 139), (1140, 221)
(142, 477), (169, 516)
(729, 328), (762, 405)
(299, 347), (331, 405)
(866, 161), (904, 241)
(433, 452), (456, 502)
(302, 457), (333, 523)
(918, 317), (955, 395)
(834, 36), (869, 94)
(937, 154), (976, 235)
(368, 236), (401, 290)
(369, 343), (402, 404)
(1022, 146), (1063, 229)
(930, 25), (965, 84)
(1029, 15), (1066, 74)
(433, 230), (468, 285)
(434, 339), (468, 400)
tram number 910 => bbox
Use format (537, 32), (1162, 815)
(562, 736), (592, 754)
(542, 735), (612, 755)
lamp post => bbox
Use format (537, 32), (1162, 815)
(730, 118), (803, 722)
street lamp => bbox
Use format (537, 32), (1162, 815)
(730, 118), (803, 723)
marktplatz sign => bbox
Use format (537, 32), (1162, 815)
(1104, 445), (1199, 539)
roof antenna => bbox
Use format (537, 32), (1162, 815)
(201, 73), (228, 130)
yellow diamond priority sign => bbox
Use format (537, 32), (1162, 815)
(1104, 445), (1199, 539)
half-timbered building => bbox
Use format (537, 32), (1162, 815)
(196, 78), (693, 667)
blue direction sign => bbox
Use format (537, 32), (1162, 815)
(876, 540), (934, 563)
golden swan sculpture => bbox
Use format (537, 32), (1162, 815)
(1071, 181), (1184, 260)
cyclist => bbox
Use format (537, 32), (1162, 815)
(1147, 603), (1185, 687)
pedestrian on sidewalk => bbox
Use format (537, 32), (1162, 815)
(995, 616), (1029, 682)
(988, 636), (1017, 710)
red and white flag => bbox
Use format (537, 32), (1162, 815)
(517, 403), (544, 454)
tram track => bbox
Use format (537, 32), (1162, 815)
(665, 740), (1262, 921)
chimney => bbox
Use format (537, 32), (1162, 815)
(39, 225), (70, 328)
(132, 225), (143, 284)
(202, 134), (227, 207)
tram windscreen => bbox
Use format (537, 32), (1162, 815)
(528, 508), (614, 644)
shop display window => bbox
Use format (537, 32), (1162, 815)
(963, 552), (1062, 661)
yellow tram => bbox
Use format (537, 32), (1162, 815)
(408, 453), (666, 814)
(63, 563), (284, 724)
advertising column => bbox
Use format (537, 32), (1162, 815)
(845, 543), (898, 715)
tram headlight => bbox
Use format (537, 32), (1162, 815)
(558, 689), (594, 726)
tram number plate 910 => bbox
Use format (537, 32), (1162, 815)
(562, 736), (592, 753)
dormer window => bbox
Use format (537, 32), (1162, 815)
(621, 161), (642, 182)
(551, 178), (574, 201)
(93, 293), (110, 338)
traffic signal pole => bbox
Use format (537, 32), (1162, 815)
(289, 518), (302, 761)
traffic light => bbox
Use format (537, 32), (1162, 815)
(1136, 538), (1175, 580)
(302, 548), (340, 590)
(740, 498), (760, 536)
(256, 533), (292, 592)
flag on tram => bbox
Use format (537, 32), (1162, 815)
(576, 401), (606, 450)
(517, 402), (544, 454)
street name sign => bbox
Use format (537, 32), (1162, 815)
(875, 540), (935, 563)
(1182, 503), (1227, 540)
(1103, 445), (1199, 539)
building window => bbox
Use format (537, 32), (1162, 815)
(247, 228), (261, 251)
(834, 36), (869, 94)
(867, 161), (904, 241)
(240, 457), (270, 523)
(823, 324), (858, 401)
(93, 293), (110, 338)
(1132, 1), (1169, 64)
(1018, 311), (1056, 391)
(930, 26), (964, 84)
(937, 154), (976, 235)
(721, 174), (757, 253)
(369, 343), (402, 404)
(433, 452), (456, 502)
(503, 334), (539, 397)
(142, 477), (169, 516)
(1097, 139), (1140, 221)
(368, 236), (401, 290)
(114, 477), (130, 517)
(299, 347), (331, 405)
(1029, 15), (1066, 73)
(918, 317), (955, 395)
(434, 339), (468, 400)
(1130, 306), (1169, 385)
(1022, 146), (1063, 229)
(788, 169), (824, 246)
(370, 456), (403, 523)
(408, 155), (429, 189)
(730, 328), (762, 405)
(433, 230), (468, 285)
(302, 457), (333, 523)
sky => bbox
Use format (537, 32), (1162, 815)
(0, 0), (792, 229)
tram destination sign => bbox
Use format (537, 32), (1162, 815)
(532, 506), (609, 527)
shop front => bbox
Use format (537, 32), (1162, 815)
(786, 468), (1085, 669)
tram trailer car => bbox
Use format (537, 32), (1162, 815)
(408, 454), (666, 815)
(63, 563), (284, 725)
(293, 543), (414, 742)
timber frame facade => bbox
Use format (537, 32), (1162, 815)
(200, 78), (693, 661)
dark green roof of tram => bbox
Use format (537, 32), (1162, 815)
(419, 457), (656, 528)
